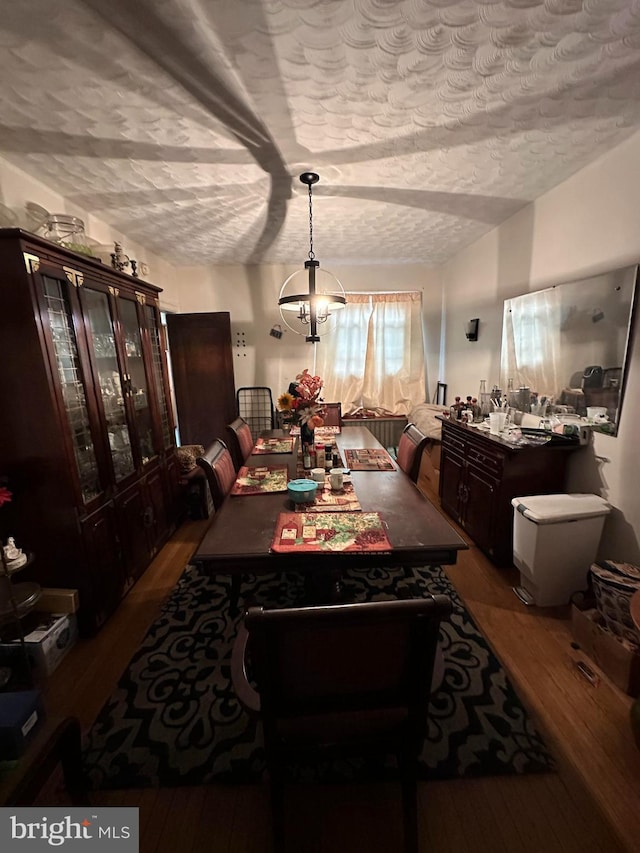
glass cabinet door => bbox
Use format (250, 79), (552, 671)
(41, 274), (102, 504)
(119, 298), (155, 464)
(82, 287), (136, 483)
(145, 304), (173, 450)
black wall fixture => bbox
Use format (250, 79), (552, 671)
(465, 318), (479, 341)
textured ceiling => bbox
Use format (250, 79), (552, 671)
(1, 0), (640, 267)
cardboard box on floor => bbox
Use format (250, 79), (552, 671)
(0, 613), (78, 679)
(37, 588), (78, 614)
(571, 604), (640, 695)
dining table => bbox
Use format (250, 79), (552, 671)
(192, 425), (468, 605)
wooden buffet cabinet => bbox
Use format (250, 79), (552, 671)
(438, 416), (578, 566)
(0, 229), (181, 634)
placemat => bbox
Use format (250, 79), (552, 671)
(290, 425), (341, 438)
(252, 436), (295, 454)
(293, 476), (361, 513)
(344, 448), (395, 471)
(230, 465), (288, 495)
(271, 511), (391, 552)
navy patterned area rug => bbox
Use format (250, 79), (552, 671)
(83, 565), (554, 789)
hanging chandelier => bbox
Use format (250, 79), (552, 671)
(278, 172), (346, 343)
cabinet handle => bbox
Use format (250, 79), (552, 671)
(142, 506), (154, 527)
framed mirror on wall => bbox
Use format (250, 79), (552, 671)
(500, 264), (638, 436)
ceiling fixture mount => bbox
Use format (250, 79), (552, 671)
(278, 172), (346, 343)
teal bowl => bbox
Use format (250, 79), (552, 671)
(287, 479), (318, 504)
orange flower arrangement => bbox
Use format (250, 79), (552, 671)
(277, 369), (325, 428)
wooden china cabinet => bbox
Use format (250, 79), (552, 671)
(0, 229), (181, 634)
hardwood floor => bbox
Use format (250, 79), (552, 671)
(29, 480), (640, 852)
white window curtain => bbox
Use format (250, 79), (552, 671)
(501, 287), (562, 400)
(316, 292), (425, 415)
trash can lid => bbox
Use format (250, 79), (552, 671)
(511, 493), (611, 523)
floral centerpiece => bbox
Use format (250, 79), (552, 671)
(277, 370), (325, 441)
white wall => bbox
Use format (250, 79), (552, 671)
(0, 155), (182, 309)
(173, 262), (443, 410)
(441, 129), (640, 562)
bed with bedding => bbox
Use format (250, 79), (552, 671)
(408, 403), (449, 442)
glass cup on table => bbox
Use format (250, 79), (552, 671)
(489, 411), (507, 434)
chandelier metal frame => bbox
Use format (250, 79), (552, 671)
(278, 172), (346, 343)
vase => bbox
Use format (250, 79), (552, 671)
(300, 422), (315, 447)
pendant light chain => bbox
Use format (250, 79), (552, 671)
(307, 180), (315, 261)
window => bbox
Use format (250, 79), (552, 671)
(316, 292), (425, 415)
(501, 288), (562, 400)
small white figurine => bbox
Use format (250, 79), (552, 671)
(2, 537), (27, 570)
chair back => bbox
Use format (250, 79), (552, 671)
(236, 386), (275, 435)
(225, 417), (254, 471)
(396, 422), (430, 483)
(245, 596), (450, 744)
(322, 402), (342, 427)
(196, 440), (236, 510)
(237, 595), (451, 852)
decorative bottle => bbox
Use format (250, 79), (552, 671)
(479, 380), (490, 416)
(324, 442), (333, 471)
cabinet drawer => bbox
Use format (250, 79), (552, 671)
(467, 445), (504, 477)
(442, 429), (465, 456)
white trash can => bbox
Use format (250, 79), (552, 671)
(511, 494), (611, 606)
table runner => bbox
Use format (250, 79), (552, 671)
(290, 425), (341, 438)
(344, 447), (395, 471)
(293, 476), (361, 513)
(271, 511), (391, 553)
(230, 465), (288, 495)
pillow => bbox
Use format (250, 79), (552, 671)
(177, 444), (205, 473)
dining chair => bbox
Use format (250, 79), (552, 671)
(196, 440), (236, 511)
(196, 440), (245, 609)
(231, 595), (452, 853)
(5, 716), (90, 805)
(225, 416), (254, 471)
(396, 422), (430, 483)
(236, 386), (275, 435)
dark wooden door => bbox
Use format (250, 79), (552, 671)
(144, 466), (168, 556)
(116, 480), (151, 586)
(463, 467), (498, 555)
(80, 503), (125, 633)
(166, 312), (236, 448)
(440, 449), (464, 522)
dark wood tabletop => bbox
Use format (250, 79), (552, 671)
(193, 425), (467, 578)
